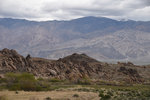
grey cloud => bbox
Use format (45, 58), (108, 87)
(67, 8), (127, 17)
(0, 0), (150, 21)
(144, 0), (150, 5)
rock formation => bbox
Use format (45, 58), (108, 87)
(0, 48), (150, 83)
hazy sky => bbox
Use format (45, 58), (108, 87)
(0, 0), (150, 21)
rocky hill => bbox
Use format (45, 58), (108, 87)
(1, 17), (150, 64)
(0, 48), (150, 84)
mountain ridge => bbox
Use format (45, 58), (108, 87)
(0, 16), (150, 64)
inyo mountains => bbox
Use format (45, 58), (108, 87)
(0, 16), (150, 65)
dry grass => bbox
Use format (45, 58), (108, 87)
(0, 90), (99, 100)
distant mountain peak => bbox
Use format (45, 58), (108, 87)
(71, 16), (117, 22)
(60, 53), (99, 63)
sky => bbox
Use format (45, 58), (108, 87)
(0, 0), (150, 21)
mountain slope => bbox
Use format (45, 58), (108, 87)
(0, 17), (150, 64)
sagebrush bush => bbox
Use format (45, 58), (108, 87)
(44, 97), (52, 100)
(76, 78), (91, 85)
(4, 72), (42, 91)
(73, 94), (79, 97)
(48, 78), (63, 82)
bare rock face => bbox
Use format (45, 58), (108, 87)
(118, 67), (142, 83)
(0, 48), (32, 73)
(0, 49), (149, 83)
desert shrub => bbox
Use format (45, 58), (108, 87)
(44, 97), (52, 100)
(77, 88), (90, 92)
(98, 80), (117, 85)
(76, 78), (91, 85)
(99, 92), (111, 100)
(5, 72), (35, 83)
(49, 78), (63, 82)
(15, 91), (19, 94)
(107, 91), (113, 96)
(73, 94), (79, 97)
(103, 95), (111, 100)
(99, 93), (104, 97)
(0, 78), (6, 83)
(99, 90), (104, 94)
(37, 77), (44, 81)
(142, 90), (150, 97)
(0, 95), (8, 100)
(19, 79), (36, 91)
(4, 72), (42, 91)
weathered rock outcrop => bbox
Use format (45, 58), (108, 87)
(0, 48), (30, 72)
(0, 49), (150, 83)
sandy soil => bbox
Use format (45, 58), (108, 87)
(0, 90), (99, 100)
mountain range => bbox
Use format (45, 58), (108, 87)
(0, 16), (150, 65)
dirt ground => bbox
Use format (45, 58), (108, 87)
(0, 90), (99, 100)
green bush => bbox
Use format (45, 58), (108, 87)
(4, 72), (42, 91)
(76, 78), (91, 85)
(99, 93), (111, 100)
(99, 93), (104, 98)
(5, 72), (35, 83)
(49, 78), (63, 82)
(107, 91), (113, 96)
(0, 78), (6, 83)
(103, 95), (111, 100)
(77, 88), (90, 92)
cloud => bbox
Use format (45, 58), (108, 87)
(0, 0), (150, 21)
(127, 6), (150, 21)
